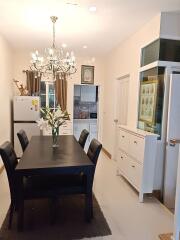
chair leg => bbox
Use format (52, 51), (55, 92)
(8, 202), (14, 229)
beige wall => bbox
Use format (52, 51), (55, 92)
(12, 52), (105, 142)
(103, 14), (161, 154)
(0, 35), (13, 167)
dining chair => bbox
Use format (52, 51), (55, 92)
(17, 129), (29, 152)
(0, 141), (57, 229)
(54, 138), (102, 220)
(78, 129), (89, 149)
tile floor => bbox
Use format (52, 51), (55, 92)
(0, 153), (174, 240)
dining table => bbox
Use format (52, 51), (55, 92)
(15, 135), (95, 231)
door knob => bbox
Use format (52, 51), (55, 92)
(169, 139), (180, 147)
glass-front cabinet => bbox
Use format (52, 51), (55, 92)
(137, 67), (165, 137)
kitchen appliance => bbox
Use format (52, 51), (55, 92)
(13, 96), (40, 157)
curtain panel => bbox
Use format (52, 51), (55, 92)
(26, 70), (41, 96)
(55, 73), (67, 112)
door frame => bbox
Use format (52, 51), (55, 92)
(112, 74), (130, 161)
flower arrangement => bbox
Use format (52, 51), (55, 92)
(37, 106), (70, 147)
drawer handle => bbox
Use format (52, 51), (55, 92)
(134, 141), (137, 144)
(131, 165), (135, 168)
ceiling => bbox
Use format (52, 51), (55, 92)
(0, 0), (180, 56)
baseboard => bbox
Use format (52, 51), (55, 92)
(0, 165), (4, 175)
(102, 147), (112, 159)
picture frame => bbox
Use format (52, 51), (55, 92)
(81, 65), (94, 84)
(139, 80), (158, 125)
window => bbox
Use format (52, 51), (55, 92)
(40, 82), (58, 114)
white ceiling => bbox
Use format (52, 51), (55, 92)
(0, 0), (180, 56)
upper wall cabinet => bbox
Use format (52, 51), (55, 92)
(80, 85), (96, 102)
(141, 38), (180, 67)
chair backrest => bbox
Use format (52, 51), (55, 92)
(87, 138), (102, 165)
(17, 129), (29, 152)
(0, 141), (18, 200)
(78, 129), (89, 149)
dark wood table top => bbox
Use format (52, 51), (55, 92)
(16, 135), (94, 175)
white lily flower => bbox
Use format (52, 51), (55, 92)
(36, 118), (49, 130)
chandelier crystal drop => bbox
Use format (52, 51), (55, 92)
(30, 16), (77, 82)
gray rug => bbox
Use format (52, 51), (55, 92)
(0, 195), (111, 240)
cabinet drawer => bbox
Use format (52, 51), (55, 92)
(129, 135), (145, 163)
(118, 129), (129, 152)
(117, 150), (128, 174)
(127, 158), (142, 190)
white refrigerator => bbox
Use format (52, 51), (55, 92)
(13, 96), (40, 157)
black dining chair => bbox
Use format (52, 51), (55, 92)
(78, 129), (89, 149)
(0, 141), (58, 229)
(54, 138), (102, 220)
(17, 129), (29, 152)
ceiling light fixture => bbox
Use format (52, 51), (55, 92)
(89, 6), (97, 12)
(83, 45), (87, 49)
(30, 16), (76, 82)
(62, 43), (67, 48)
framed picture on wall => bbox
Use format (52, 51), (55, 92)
(139, 80), (158, 124)
(81, 65), (94, 84)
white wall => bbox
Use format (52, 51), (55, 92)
(102, 14), (161, 154)
(12, 52), (105, 142)
(0, 34), (13, 167)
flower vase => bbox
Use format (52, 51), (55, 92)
(52, 126), (59, 147)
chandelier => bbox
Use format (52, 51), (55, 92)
(30, 16), (77, 82)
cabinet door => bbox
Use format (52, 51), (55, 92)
(80, 86), (96, 102)
(117, 150), (128, 175)
(118, 129), (129, 152)
(127, 158), (142, 191)
(129, 134), (145, 163)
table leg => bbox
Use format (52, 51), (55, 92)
(17, 176), (24, 231)
(85, 170), (94, 222)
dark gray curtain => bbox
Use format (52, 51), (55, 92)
(55, 73), (67, 111)
(26, 71), (41, 96)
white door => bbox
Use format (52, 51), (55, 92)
(164, 73), (180, 210)
(113, 75), (129, 160)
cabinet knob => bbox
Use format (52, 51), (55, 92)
(122, 135), (125, 138)
(121, 156), (123, 159)
(131, 165), (135, 168)
(134, 141), (137, 144)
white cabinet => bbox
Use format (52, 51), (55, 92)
(80, 86), (96, 102)
(117, 125), (158, 202)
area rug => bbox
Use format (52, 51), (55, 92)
(0, 195), (111, 240)
(159, 233), (173, 240)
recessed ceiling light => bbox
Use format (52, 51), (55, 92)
(83, 45), (87, 49)
(62, 43), (67, 48)
(89, 6), (97, 12)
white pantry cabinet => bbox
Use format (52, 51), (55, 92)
(117, 125), (158, 202)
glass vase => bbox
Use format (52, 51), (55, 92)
(52, 126), (59, 147)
